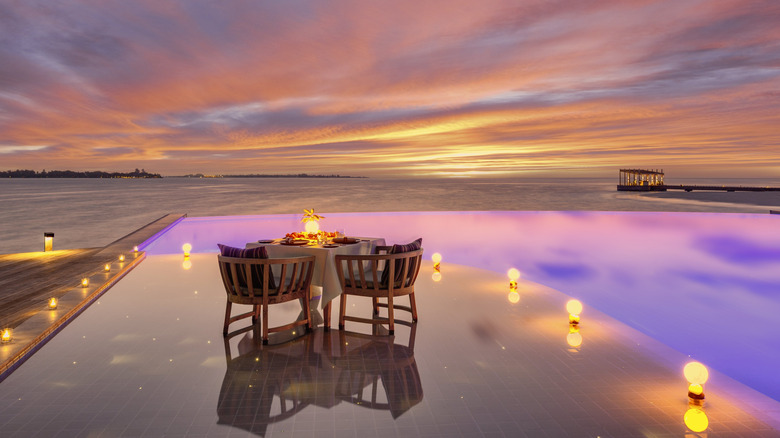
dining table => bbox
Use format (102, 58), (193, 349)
(245, 236), (386, 326)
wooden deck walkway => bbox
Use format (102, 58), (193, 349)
(0, 213), (186, 329)
(1, 213), (186, 380)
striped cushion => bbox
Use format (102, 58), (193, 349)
(218, 244), (276, 290)
(218, 244), (268, 259)
(381, 238), (422, 286)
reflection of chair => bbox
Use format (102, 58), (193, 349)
(218, 255), (315, 344)
(324, 325), (422, 419)
(217, 331), (317, 436)
(335, 248), (423, 334)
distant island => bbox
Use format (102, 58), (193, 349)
(1, 169), (162, 178)
(173, 173), (366, 178)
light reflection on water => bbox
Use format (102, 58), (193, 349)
(146, 211), (780, 402)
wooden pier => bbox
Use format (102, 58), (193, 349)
(0, 213), (186, 381)
(617, 169), (780, 192)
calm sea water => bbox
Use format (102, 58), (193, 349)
(1, 177), (779, 254)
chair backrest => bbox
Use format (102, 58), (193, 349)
(218, 255), (316, 303)
(336, 248), (423, 294)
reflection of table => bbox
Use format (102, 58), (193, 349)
(246, 237), (385, 310)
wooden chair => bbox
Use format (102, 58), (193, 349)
(218, 255), (315, 344)
(335, 248), (423, 335)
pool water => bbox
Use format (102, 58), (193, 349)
(1, 253), (777, 437)
(1, 211), (779, 437)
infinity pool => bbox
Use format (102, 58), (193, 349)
(145, 211), (780, 403)
(1, 211), (779, 437)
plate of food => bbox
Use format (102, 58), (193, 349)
(322, 244), (339, 248)
(332, 237), (360, 244)
(280, 239), (309, 246)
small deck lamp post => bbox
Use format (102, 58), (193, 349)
(44, 232), (54, 252)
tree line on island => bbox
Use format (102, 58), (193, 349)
(1, 169), (365, 178)
(0, 169), (162, 178)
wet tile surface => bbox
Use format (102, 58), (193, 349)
(0, 254), (778, 437)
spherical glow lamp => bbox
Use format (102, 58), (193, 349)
(304, 220), (320, 234)
(684, 408), (708, 433)
(431, 253), (442, 273)
(507, 268), (520, 292)
(182, 243), (192, 258)
(684, 362), (709, 403)
(566, 299), (582, 325)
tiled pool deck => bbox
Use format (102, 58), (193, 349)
(1, 253), (779, 437)
(1, 211), (780, 437)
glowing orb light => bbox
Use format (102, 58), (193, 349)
(684, 361), (709, 401)
(684, 408), (708, 433)
(182, 243), (192, 257)
(566, 299), (582, 324)
(684, 362), (709, 385)
(304, 221), (320, 234)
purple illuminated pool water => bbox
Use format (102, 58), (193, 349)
(145, 211), (780, 402)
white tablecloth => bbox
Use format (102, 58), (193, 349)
(246, 237), (386, 309)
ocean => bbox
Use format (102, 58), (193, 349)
(2, 176), (779, 254)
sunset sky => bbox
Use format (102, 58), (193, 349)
(1, 0), (779, 178)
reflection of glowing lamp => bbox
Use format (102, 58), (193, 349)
(118, 254), (125, 262)
(104, 263), (111, 272)
(182, 243), (192, 258)
(304, 220), (320, 234)
(48, 297), (58, 310)
(684, 407), (708, 433)
(507, 268), (520, 292)
(566, 327), (582, 348)
(44, 232), (54, 252)
(1, 328), (11, 343)
(432, 253), (442, 273)
(507, 291), (520, 304)
(182, 259), (192, 270)
(81, 278), (89, 288)
(566, 299), (582, 325)
(432, 272), (442, 282)
(684, 361), (709, 403)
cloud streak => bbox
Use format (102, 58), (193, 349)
(1, 0), (779, 177)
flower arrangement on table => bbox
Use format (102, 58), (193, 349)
(283, 209), (337, 242)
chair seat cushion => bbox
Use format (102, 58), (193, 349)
(218, 244), (276, 290)
(380, 238), (422, 286)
